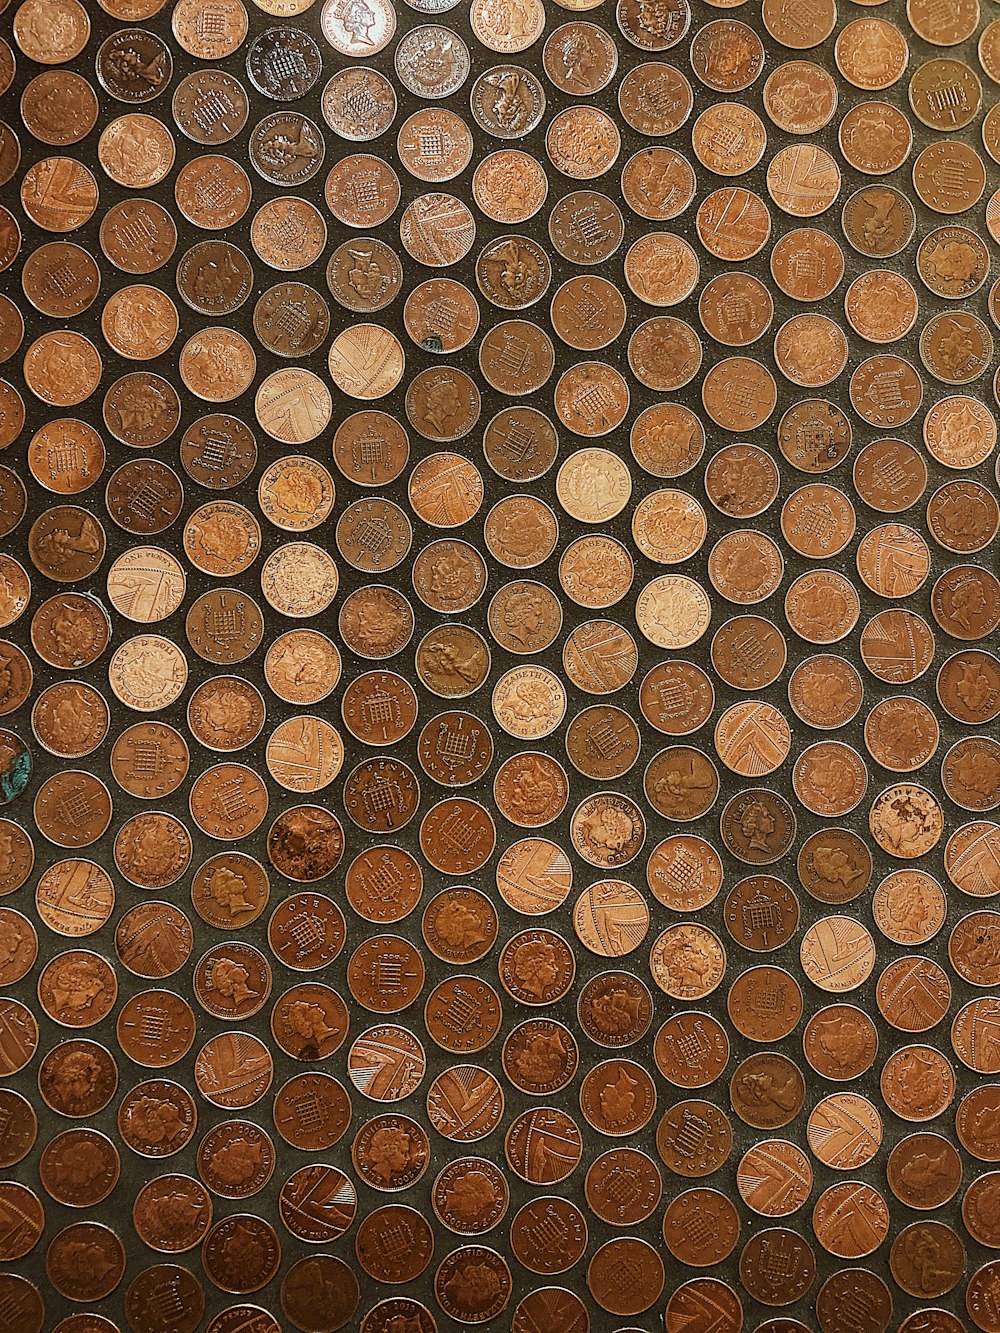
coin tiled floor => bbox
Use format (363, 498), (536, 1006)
(0, 0), (999, 1329)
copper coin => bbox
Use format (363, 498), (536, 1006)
(278, 1163), (357, 1244)
(186, 588), (264, 666)
(195, 1119), (275, 1201)
(349, 1112), (428, 1196)
(21, 70), (99, 145)
(945, 821), (1000, 899)
(426, 1064), (502, 1145)
(730, 1052), (806, 1130)
(47, 1222), (125, 1301)
(727, 965), (803, 1044)
(891, 1221), (965, 1299)
(39, 1037), (117, 1116)
(656, 1099), (733, 1178)
(117, 990), (196, 1068)
(508, 1197), (587, 1276)
(963, 1173), (1000, 1249)
(737, 1139), (812, 1218)
(422, 887), (498, 965)
(117, 1079), (196, 1158)
(505, 1107), (581, 1184)
(195, 1032), (273, 1110)
(270, 982), (347, 1062)
(654, 1010), (729, 1089)
(852, 438), (927, 514)
(0, 1089), (36, 1167)
(133, 1174), (212, 1252)
(202, 1213), (280, 1294)
(271, 1072), (351, 1154)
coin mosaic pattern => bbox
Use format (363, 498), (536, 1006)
(1, 0), (1000, 1328)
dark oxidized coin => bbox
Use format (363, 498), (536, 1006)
(326, 238), (403, 314)
(267, 805), (345, 882)
(97, 29), (173, 103)
(253, 282), (330, 358)
(247, 27), (322, 101)
(180, 415), (257, 491)
(250, 111), (325, 185)
(105, 460), (183, 535)
(126, 1265), (204, 1333)
(177, 241), (254, 317)
(172, 70), (249, 145)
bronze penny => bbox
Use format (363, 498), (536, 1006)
(656, 1099), (733, 1178)
(268, 892), (345, 969)
(0, 1089), (37, 1167)
(125, 1267), (194, 1332)
(501, 1017), (578, 1096)
(803, 1004), (878, 1081)
(27, 419), (105, 498)
(22, 241), (99, 318)
(873, 869), (947, 946)
(887, 1132), (962, 1211)
(963, 1173), (1000, 1248)
(565, 705), (640, 780)
(280, 1164), (356, 1243)
(737, 1139), (812, 1218)
(105, 460), (183, 537)
(273, 1073), (351, 1153)
(37, 1041), (113, 1116)
(942, 736), (1000, 812)
(654, 1011), (729, 1088)
(505, 1107), (581, 1184)
(202, 1214), (280, 1294)
(882, 1046), (954, 1125)
(579, 1058), (656, 1137)
(193, 941), (272, 1021)
(344, 847), (421, 925)
(721, 788), (796, 866)
(103, 371), (180, 449)
(508, 1197), (587, 1275)
(108, 722), (188, 801)
(172, 70), (249, 144)
(347, 935), (423, 1014)
(731, 1052), (806, 1130)
(852, 438), (927, 513)
(21, 71), (99, 146)
(351, 1112), (428, 1192)
(133, 1174), (212, 1252)
(727, 966), (803, 1043)
(644, 747), (719, 821)
(35, 859), (113, 938)
(891, 1221), (965, 1299)
(117, 1079), (196, 1158)
(38, 948), (117, 1029)
(422, 886), (498, 965)
(186, 588), (264, 666)
(426, 975), (503, 1056)
(271, 982), (348, 1061)
(34, 771), (112, 848)
(117, 990), (196, 1068)
(419, 797), (495, 874)
(576, 970), (653, 1050)
(663, 1187), (739, 1266)
(195, 1032), (272, 1110)
(584, 1146), (661, 1226)
(46, 1222), (125, 1302)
